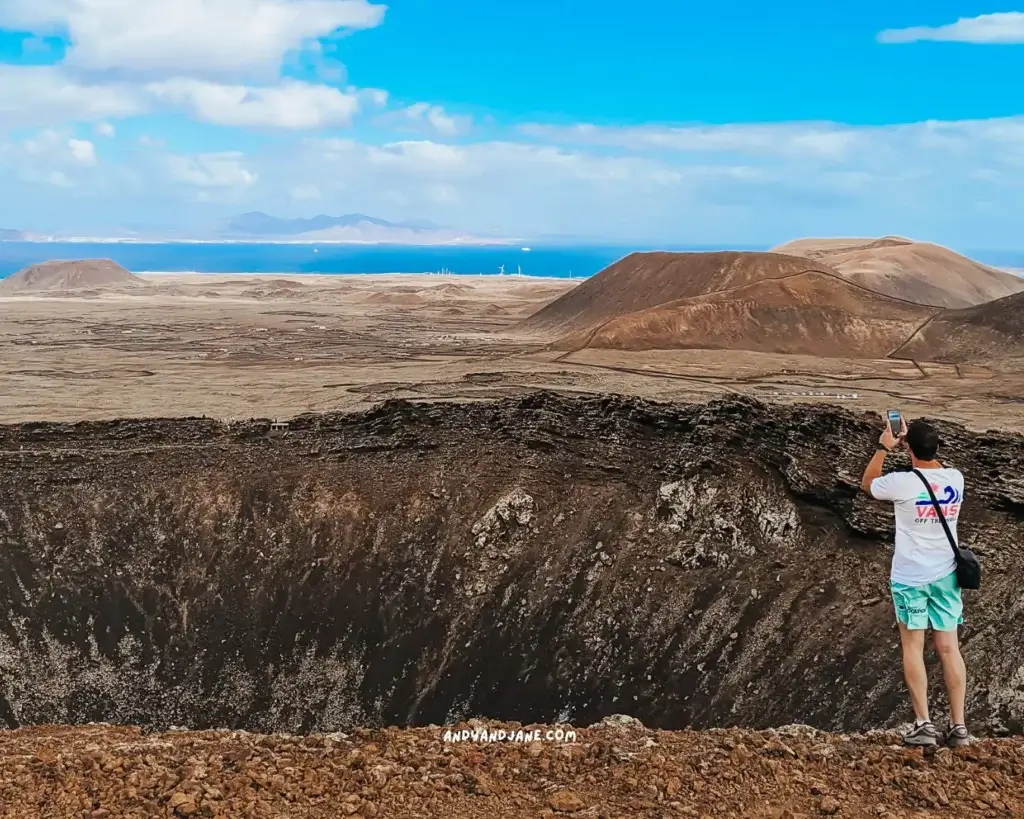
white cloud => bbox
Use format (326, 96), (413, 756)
(0, 0), (387, 78)
(272, 138), (812, 240)
(16, 167), (75, 188)
(403, 103), (469, 136)
(0, 3), (448, 138)
(517, 118), (1024, 183)
(68, 138), (98, 165)
(428, 184), (458, 203)
(290, 184), (322, 200)
(299, 138), (734, 209)
(147, 78), (361, 128)
(264, 118), (1024, 244)
(167, 152), (259, 188)
(7, 115), (1024, 247)
(0, 66), (145, 129)
(23, 129), (61, 155)
(47, 170), (73, 188)
(519, 122), (865, 161)
(20, 129), (98, 168)
(878, 12), (1024, 44)
(318, 138), (358, 157)
(368, 140), (469, 170)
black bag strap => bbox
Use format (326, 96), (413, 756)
(911, 468), (960, 558)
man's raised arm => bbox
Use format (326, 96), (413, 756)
(861, 417), (906, 495)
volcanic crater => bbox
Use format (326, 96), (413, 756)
(2, 393), (1023, 738)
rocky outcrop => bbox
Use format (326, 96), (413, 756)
(1, 394), (1022, 735)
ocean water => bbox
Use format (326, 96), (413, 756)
(0, 242), (763, 280)
(3, 241), (1020, 281)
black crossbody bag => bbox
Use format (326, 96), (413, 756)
(912, 468), (981, 590)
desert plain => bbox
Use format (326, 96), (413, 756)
(1, 264), (1023, 430)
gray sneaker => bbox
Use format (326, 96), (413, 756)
(944, 724), (970, 747)
(902, 720), (939, 746)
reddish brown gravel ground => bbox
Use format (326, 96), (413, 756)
(1, 720), (1022, 819)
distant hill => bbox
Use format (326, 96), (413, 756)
(535, 258), (937, 359)
(220, 212), (446, 239)
(892, 290), (1024, 363)
(520, 247), (1024, 361)
(521, 251), (841, 335)
(0, 228), (24, 241)
(771, 236), (1024, 308)
(0, 259), (147, 294)
(552, 271), (938, 359)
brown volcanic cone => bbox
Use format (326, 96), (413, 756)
(893, 290), (1024, 363)
(0, 259), (147, 294)
(554, 270), (939, 358)
(522, 250), (947, 360)
(521, 250), (840, 335)
(772, 236), (1024, 308)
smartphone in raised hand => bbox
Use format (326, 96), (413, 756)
(886, 409), (903, 438)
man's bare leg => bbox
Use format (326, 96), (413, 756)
(932, 629), (967, 726)
(898, 624), (929, 721)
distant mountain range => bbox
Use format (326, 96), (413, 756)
(218, 212), (501, 244)
(221, 212), (444, 237)
(0, 213), (508, 245)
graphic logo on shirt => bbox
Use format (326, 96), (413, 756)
(914, 482), (961, 521)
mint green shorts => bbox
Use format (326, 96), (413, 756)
(890, 571), (963, 632)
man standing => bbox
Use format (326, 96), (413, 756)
(861, 416), (970, 747)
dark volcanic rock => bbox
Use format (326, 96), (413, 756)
(0, 393), (1022, 735)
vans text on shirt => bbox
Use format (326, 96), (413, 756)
(869, 467), (963, 587)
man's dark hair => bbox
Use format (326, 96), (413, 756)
(905, 419), (940, 461)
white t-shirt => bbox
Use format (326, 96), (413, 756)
(869, 467), (963, 586)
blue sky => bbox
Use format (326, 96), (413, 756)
(0, 2), (1023, 247)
